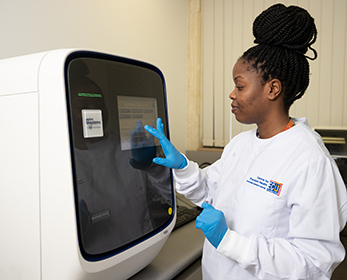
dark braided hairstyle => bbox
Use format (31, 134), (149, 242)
(241, 4), (318, 110)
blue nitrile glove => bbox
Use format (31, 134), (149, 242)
(129, 120), (156, 170)
(144, 118), (187, 169)
(196, 203), (228, 249)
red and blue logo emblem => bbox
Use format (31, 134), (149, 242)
(246, 176), (283, 197)
(266, 180), (283, 196)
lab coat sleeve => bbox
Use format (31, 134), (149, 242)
(217, 155), (347, 280)
(173, 156), (222, 207)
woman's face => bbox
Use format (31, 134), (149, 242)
(229, 59), (270, 125)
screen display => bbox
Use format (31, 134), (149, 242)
(66, 54), (173, 260)
(117, 96), (159, 151)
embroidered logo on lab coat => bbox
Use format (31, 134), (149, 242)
(246, 176), (283, 196)
(267, 180), (283, 196)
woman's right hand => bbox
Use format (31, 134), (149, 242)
(144, 118), (187, 169)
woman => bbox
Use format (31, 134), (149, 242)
(145, 4), (347, 279)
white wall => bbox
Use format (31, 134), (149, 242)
(0, 0), (188, 152)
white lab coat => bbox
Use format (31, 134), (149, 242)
(174, 118), (347, 279)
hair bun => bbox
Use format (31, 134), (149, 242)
(253, 4), (317, 59)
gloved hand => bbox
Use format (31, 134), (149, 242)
(144, 118), (187, 169)
(129, 120), (156, 170)
(196, 203), (228, 249)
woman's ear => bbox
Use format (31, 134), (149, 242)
(268, 79), (282, 101)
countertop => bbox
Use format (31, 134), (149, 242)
(129, 219), (205, 279)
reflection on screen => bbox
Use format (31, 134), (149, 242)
(117, 96), (158, 151)
(67, 56), (173, 260)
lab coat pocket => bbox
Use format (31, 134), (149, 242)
(231, 184), (286, 237)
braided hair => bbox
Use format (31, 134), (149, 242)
(241, 4), (318, 110)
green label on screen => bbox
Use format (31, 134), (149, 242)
(78, 93), (102, 98)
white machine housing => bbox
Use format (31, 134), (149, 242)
(0, 49), (176, 280)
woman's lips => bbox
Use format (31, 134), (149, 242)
(231, 105), (237, 113)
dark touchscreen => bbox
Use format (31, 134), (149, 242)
(66, 54), (173, 259)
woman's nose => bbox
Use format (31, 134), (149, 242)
(229, 88), (236, 100)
